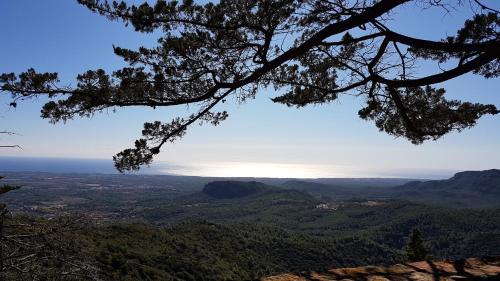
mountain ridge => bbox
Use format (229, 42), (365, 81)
(394, 169), (500, 208)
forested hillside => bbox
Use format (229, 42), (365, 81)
(78, 222), (400, 281)
(2, 171), (500, 280)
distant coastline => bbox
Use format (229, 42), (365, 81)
(0, 156), (457, 179)
(0, 156), (119, 174)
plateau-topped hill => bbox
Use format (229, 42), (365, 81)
(263, 257), (500, 281)
(202, 181), (272, 199)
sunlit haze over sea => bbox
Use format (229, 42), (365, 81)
(0, 157), (456, 179)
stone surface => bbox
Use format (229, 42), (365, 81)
(262, 257), (500, 281)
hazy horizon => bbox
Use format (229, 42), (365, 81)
(0, 156), (479, 180)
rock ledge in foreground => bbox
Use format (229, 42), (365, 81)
(263, 257), (500, 281)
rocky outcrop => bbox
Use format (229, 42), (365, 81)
(263, 257), (500, 280)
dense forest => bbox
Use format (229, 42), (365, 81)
(1, 170), (500, 280)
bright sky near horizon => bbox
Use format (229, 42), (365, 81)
(0, 0), (499, 179)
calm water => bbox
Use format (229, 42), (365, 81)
(0, 156), (454, 179)
(0, 157), (168, 174)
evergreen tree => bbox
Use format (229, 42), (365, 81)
(1, 0), (499, 171)
(406, 229), (428, 262)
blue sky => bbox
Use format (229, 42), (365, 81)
(0, 0), (499, 178)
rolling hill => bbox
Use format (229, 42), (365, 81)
(281, 170), (500, 208)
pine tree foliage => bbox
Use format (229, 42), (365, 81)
(406, 229), (429, 262)
(1, 0), (499, 171)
